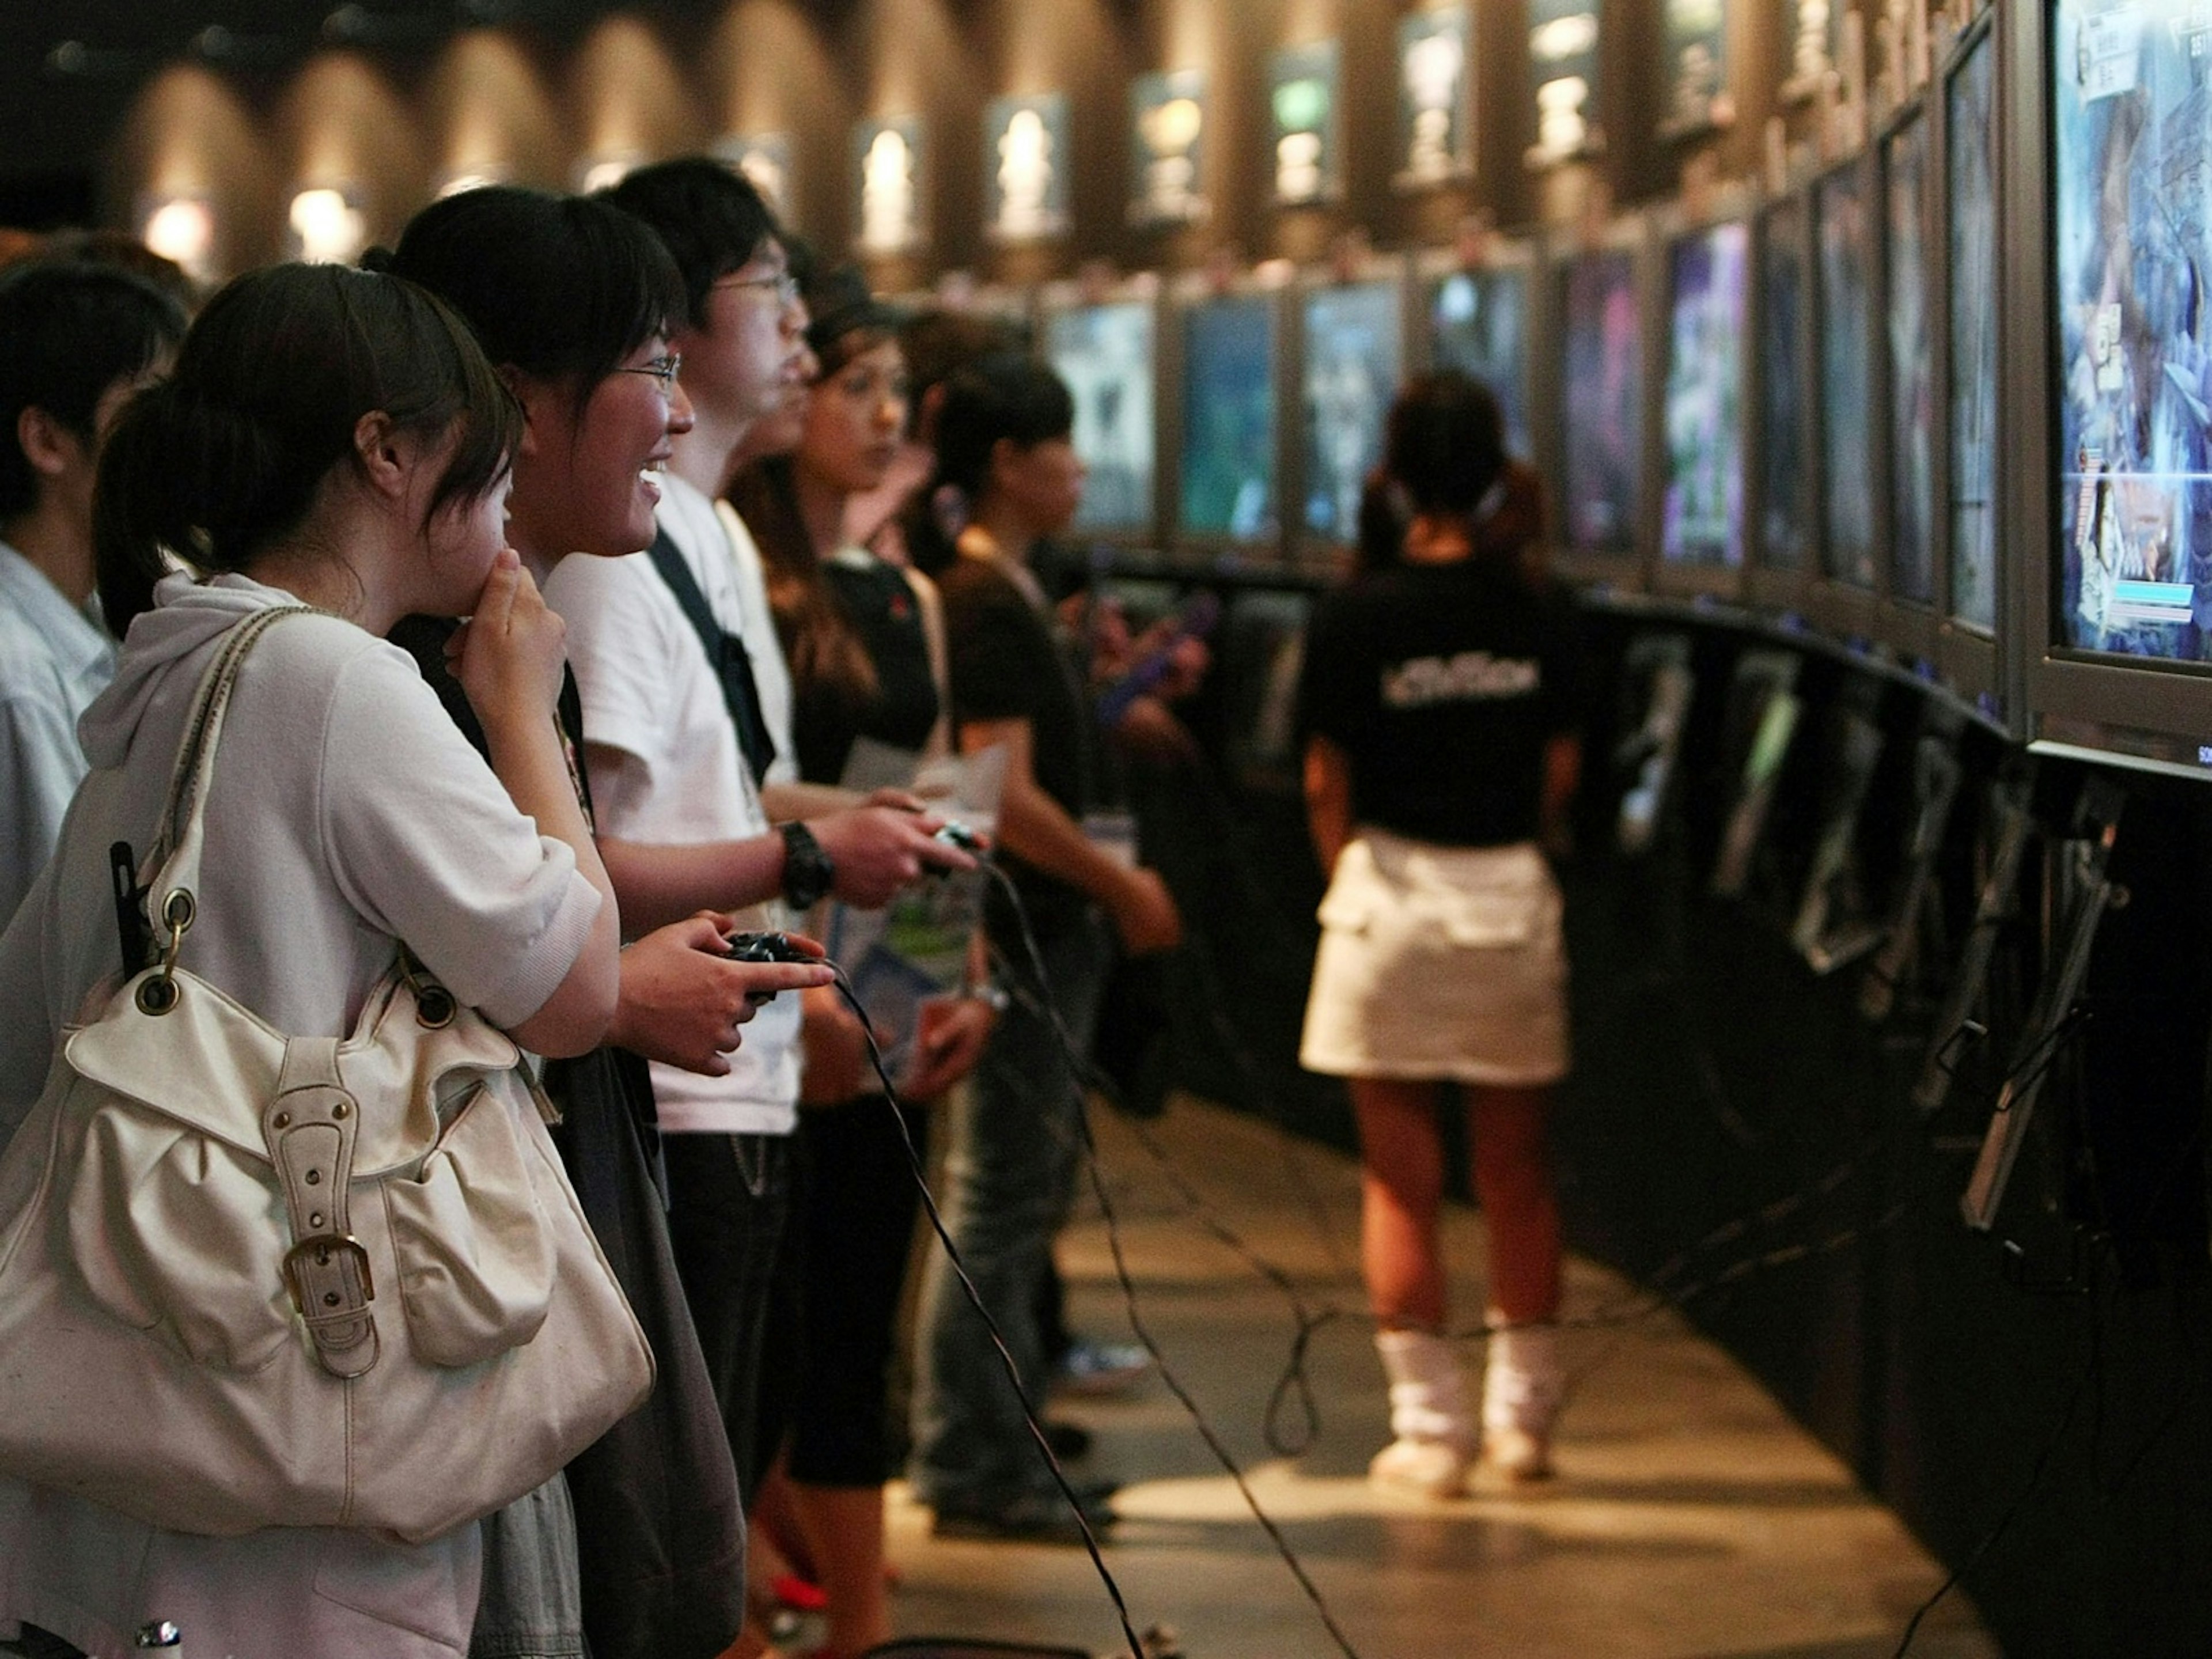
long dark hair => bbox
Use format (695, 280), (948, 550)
(94, 263), (518, 631)
(382, 185), (684, 403)
(904, 349), (1073, 574)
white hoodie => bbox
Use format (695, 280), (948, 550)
(0, 571), (601, 1659)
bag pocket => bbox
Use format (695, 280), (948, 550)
(382, 1078), (556, 1368)
(65, 1096), (296, 1372)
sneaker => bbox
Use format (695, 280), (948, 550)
(1485, 1424), (1555, 1483)
(930, 1487), (1116, 1546)
(1368, 1434), (1474, 1499)
(1054, 1339), (1152, 1397)
(1481, 1323), (1563, 1485)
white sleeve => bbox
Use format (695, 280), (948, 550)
(0, 691), (86, 933)
(317, 645), (602, 1032)
(542, 552), (682, 786)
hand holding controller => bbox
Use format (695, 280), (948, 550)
(724, 930), (828, 1002)
(933, 820), (988, 858)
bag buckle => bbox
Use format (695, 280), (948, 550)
(282, 1233), (376, 1313)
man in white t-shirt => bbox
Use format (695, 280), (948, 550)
(573, 162), (969, 1521)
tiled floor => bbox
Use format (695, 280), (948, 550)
(839, 1097), (2001, 1659)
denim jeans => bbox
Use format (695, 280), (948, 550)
(910, 908), (1111, 1510)
(469, 1474), (586, 1659)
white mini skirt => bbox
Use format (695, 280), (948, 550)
(1299, 830), (1570, 1085)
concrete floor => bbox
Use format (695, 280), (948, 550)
(816, 1097), (2002, 1659)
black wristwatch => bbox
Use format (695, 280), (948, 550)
(779, 820), (836, 910)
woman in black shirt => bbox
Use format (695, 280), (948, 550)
(1296, 372), (1581, 1496)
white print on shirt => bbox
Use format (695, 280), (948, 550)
(1381, 651), (1541, 708)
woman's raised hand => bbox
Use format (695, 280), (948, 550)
(453, 548), (570, 736)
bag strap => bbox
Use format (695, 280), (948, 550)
(129, 605), (313, 1011)
(267, 1036), (381, 1378)
(644, 527), (778, 787)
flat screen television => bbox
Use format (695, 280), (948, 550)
(1300, 278), (1404, 549)
(1045, 298), (1159, 541)
(1757, 195), (1813, 579)
(1177, 292), (1281, 550)
(1425, 266), (1531, 456)
(1885, 112), (1937, 607)
(2052, 0), (2212, 664)
(1947, 27), (1999, 631)
(1558, 245), (1646, 565)
(1817, 162), (1877, 590)
(1660, 221), (1750, 574)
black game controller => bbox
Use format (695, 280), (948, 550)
(723, 930), (819, 1003)
(933, 820), (986, 856)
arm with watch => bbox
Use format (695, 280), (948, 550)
(590, 790), (976, 935)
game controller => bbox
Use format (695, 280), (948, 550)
(723, 931), (820, 1002)
(933, 820), (987, 855)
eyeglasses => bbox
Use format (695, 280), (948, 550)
(618, 353), (682, 391)
(714, 270), (801, 308)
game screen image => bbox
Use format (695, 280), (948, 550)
(1819, 167), (1877, 588)
(1760, 199), (1812, 570)
(1949, 31), (1998, 629)
(1047, 301), (1157, 536)
(1661, 222), (1749, 568)
(1179, 295), (1278, 543)
(1887, 116), (1936, 604)
(1427, 268), (1531, 454)
(1560, 248), (1644, 557)
(1302, 281), (1403, 546)
(2052, 0), (2212, 660)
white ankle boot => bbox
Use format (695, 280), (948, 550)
(1369, 1328), (1476, 1498)
(1482, 1320), (1564, 1482)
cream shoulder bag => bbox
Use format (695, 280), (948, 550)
(0, 605), (652, 1543)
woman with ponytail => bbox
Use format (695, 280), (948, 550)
(0, 262), (633, 1657)
(1296, 370), (1582, 1498)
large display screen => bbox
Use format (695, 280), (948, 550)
(1661, 222), (1749, 569)
(1179, 294), (1278, 543)
(1886, 115), (1936, 605)
(1427, 268), (1530, 455)
(1560, 248), (1643, 558)
(2054, 0), (2212, 659)
(1301, 281), (1403, 546)
(1818, 168), (1876, 588)
(1046, 301), (1156, 536)
(1948, 30), (1998, 629)
(1760, 199), (1812, 571)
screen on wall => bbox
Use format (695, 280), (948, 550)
(1179, 294), (1278, 543)
(1948, 29), (1998, 630)
(1560, 248), (1643, 558)
(1661, 222), (1749, 569)
(1046, 300), (1156, 536)
(1301, 281), (1403, 546)
(1427, 268), (1531, 456)
(1818, 165), (1877, 589)
(1886, 114), (1936, 605)
(1760, 198), (1812, 571)
(2053, 0), (2212, 660)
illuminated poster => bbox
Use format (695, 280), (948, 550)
(1661, 223), (1748, 568)
(1130, 69), (1209, 228)
(1659, 0), (1734, 138)
(1271, 41), (1343, 206)
(853, 116), (925, 255)
(984, 94), (1070, 244)
(712, 132), (794, 219)
(1779, 0), (1838, 100)
(1885, 115), (1935, 604)
(1529, 0), (1603, 165)
(1817, 166), (1875, 589)
(1397, 7), (1474, 187)
(1948, 29), (1997, 630)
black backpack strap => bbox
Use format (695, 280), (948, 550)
(645, 525), (778, 787)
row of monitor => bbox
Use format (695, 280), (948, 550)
(997, 1), (2212, 782)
